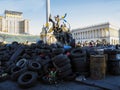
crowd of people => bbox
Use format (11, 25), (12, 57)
(75, 41), (119, 49)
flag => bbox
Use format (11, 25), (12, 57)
(62, 13), (67, 19)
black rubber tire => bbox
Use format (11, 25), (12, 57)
(58, 69), (73, 79)
(12, 41), (19, 46)
(35, 56), (42, 63)
(5, 63), (16, 74)
(0, 47), (6, 51)
(35, 49), (41, 54)
(63, 73), (76, 81)
(28, 61), (41, 72)
(30, 43), (37, 49)
(50, 44), (57, 48)
(16, 58), (28, 68)
(22, 53), (31, 59)
(41, 76), (50, 84)
(0, 73), (9, 82)
(52, 54), (70, 64)
(25, 49), (33, 55)
(11, 66), (27, 81)
(18, 71), (38, 88)
(56, 57), (70, 65)
(56, 64), (72, 73)
(71, 57), (86, 62)
(108, 60), (120, 75)
(52, 48), (64, 55)
(40, 58), (51, 66)
(40, 49), (50, 54)
(37, 70), (45, 79)
(53, 60), (70, 67)
(2, 54), (10, 61)
(72, 60), (89, 73)
(70, 48), (86, 58)
(40, 44), (50, 49)
(52, 54), (63, 62)
(0, 69), (9, 82)
(9, 46), (25, 62)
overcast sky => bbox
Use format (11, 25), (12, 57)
(0, 0), (120, 35)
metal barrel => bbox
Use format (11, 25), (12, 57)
(107, 60), (120, 75)
(90, 55), (106, 80)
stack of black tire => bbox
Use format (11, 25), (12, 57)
(52, 48), (65, 57)
(4, 43), (52, 88)
(70, 48), (90, 77)
(0, 42), (77, 88)
(52, 54), (76, 81)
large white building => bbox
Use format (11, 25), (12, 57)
(71, 22), (120, 45)
(0, 10), (29, 34)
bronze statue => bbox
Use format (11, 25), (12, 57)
(48, 14), (73, 45)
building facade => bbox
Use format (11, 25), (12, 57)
(72, 22), (119, 45)
(0, 10), (29, 34)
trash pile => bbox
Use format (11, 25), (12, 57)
(0, 41), (120, 88)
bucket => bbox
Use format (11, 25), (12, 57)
(90, 55), (106, 80)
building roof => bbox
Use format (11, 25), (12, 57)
(72, 22), (120, 32)
(73, 22), (109, 31)
(4, 10), (23, 15)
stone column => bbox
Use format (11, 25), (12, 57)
(93, 30), (95, 38)
(88, 31), (89, 38)
(105, 29), (107, 37)
(91, 30), (93, 38)
(96, 29), (98, 38)
(90, 31), (92, 38)
(94, 30), (96, 38)
(84, 32), (86, 39)
(81, 32), (83, 39)
(103, 29), (105, 37)
(87, 31), (89, 39)
(85, 31), (87, 39)
(101, 29), (104, 37)
(102, 29), (105, 37)
(98, 29), (100, 38)
(83, 32), (84, 39)
(99, 29), (101, 38)
(83, 32), (85, 39)
(89, 31), (90, 38)
(86, 31), (87, 39)
(81, 32), (82, 39)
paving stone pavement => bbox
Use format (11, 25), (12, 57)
(0, 80), (102, 90)
(76, 75), (120, 90)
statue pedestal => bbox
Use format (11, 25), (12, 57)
(40, 33), (57, 44)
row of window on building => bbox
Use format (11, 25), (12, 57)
(0, 10), (29, 34)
